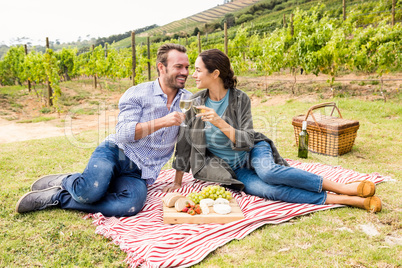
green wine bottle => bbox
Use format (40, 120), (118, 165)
(298, 121), (309, 158)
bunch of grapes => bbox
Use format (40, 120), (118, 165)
(201, 185), (232, 201)
(187, 192), (203, 204)
(188, 185), (232, 204)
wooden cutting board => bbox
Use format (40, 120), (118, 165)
(163, 199), (244, 224)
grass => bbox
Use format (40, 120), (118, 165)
(1, 79), (401, 267)
(16, 116), (56, 124)
(0, 85), (29, 114)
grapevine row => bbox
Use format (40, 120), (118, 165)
(0, 2), (401, 108)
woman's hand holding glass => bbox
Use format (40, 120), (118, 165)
(193, 96), (209, 130)
(195, 106), (219, 129)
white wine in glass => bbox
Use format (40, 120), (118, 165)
(192, 96), (203, 114)
(194, 106), (206, 114)
(180, 99), (192, 112)
(192, 96), (211, 130)
(179, 93), (193, 127)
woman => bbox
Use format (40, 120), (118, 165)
(164, 48), (381, 213)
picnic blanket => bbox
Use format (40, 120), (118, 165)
(87, 159), (392, 268)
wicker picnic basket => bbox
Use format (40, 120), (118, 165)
(292, 102), (359, 156)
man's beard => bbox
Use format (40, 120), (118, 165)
(164, 69), (187, 90)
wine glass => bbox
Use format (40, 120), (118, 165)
(179, 93), (193, 127)
(192, 96), (211, 130)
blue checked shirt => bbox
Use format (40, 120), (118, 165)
(106, 79), (188, 185)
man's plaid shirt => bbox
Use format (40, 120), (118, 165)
(107, 79), (188, 184)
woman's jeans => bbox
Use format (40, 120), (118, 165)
(234, 141), (327, 205)
(53, 141), (148, 217)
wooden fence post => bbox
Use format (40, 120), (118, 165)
(91, 44), (97, 89)
(343, 0), (346, 21)
(197, 32), (201, 53)
(290, 14), (294, 36)
(147, 36), (151, 81)
(46, 37), (53, 106)
(131, 31), (136, 86)
(392, 0), (396, 26)
(24, 44), (31, 92)
(205, 23), (208, 42)
(224, 22), (228, 55)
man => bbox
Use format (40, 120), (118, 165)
(16, 43), (190, 217)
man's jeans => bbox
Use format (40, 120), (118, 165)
(234, 141), (327, 205)
(53, 141), (148, 217)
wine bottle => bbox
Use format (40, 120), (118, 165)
(298, 121), (309, 158)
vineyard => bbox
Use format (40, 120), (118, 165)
(0, 0), (401, 111)
(143, 0), (261, 36)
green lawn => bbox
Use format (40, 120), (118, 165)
(1, 85), (401, 267)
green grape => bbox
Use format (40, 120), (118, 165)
(188, 191), (202, 204)
(189, 186), (233, 203)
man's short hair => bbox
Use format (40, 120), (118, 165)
(156, 43), (187, 75)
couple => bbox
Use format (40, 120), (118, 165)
(16, 44), (381, 216)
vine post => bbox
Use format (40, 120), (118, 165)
(204, 23), (209, 42)
(290, 14), (295, 94)
(197, 32), (201, 53)
(290, 14), (294, 36)
(91, 45), (97, 89)
(46, 37), (53, 106)
(283, 14), (286, 27)
(343, 0), (346, 21)
(131, 31), (136, 86)
(147, 36), (151, 81)
(241, 24), (246, 61)
(24, 44), (31, 92)
(224, 22), (228, 55)
(392, 0), (396, 26)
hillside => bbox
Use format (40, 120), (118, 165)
(142, 0), (262, 36)
(112, 0), (380, 48)
(112, 0), (264, 47)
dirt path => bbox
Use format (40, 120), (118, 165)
(0, 109), (119, 143)
(0, 118), (66, 143)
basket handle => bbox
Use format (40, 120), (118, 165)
(304, 102), (343, 133)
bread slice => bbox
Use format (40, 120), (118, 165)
(163, 192), (185, 207)
(174, 197), (195, 212)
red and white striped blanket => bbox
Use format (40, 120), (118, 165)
(87, 159), (391, 268)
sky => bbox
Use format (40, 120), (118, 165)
(0, 0), (224, 46)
